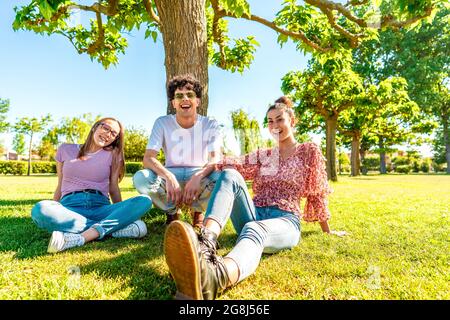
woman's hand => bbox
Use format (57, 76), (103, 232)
(319, 221), (348, 237)
(329, 230), (348, 237)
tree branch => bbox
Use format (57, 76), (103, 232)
(210, 0), (227, 67)
(305, 0), (367, 27)
(322, 8), (361, 47)
(306, 0), (434, 30)
(381, 6), (433, 28)
(87, 11), (105, 54)
(143, 0), (160, 25)
(69, 0), (118, 17)
(210, 0), (331, 53)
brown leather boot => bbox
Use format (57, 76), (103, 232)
(164, 221), (229, 300)
(192, 211), (204, 228)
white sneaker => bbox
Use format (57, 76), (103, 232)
(111, 220), (147, 239)
(47, 231), (84, 253)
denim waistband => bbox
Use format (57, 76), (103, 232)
(61, 189), (103, 200)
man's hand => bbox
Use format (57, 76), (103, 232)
(165, 174), (182, 206)
(183, 174), (202, 206)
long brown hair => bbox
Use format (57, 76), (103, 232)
(78, 117), (125, 182)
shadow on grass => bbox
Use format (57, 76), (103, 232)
(0, 199), (45, 207)
(0, 216), (50, 259)
(78, 217), (174, 300)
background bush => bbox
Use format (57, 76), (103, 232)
(0, 161), (147, 175)
(0, 161), (27, 175)
(31, 161), (57, 174)
(125, 162), (144, 174)
(395, 165), (411, 174)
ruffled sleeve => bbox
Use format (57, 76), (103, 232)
(217, 150), (261, 181)
(301, 143), (331, 222)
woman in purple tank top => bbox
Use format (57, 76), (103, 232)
(31, 117), (152, 253)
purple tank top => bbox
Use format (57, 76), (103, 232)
(55, 144), (112, 198)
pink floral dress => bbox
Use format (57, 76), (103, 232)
(218, 142), (331, 222)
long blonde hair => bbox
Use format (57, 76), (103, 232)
(78, 117), (125, 182)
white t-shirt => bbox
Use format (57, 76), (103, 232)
(146, 114), (222, 167)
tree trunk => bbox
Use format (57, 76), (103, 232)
(155, 0), (209, 116)
(350, 132), (361, 176)
(325, 116), (338, 181)
(379, 139), (386, 174)
(443, 113), (450, 174)
(27, 133), (33, 176)
(360, 144), (367, 175)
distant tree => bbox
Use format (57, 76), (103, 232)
(38, 126), (60, 160)
(282, 56), (364, 181)
(12, 133), (26, 157)
(124, 127), (148, 162)
(59, 113), (100, 143)
(0, 98), (10, 133)
(339, 77), (429, 176)
(353, 4), (450, 172)
(0, 141), (5, 155)
(231, 109), (264, 154)
(13, 115), (52, 175)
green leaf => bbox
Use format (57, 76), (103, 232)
(151, 31), (158, 43)
(38, 0), (54, 20)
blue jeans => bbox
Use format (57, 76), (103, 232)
(133, 167), (220, 213)
(31, 192), (152, 239)
(205, 169), (301, 282)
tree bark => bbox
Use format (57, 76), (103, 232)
(379, 139), (387, 174)
(443, 112), (450, 174)
(325, 115), (338, 181)
(350, 132), (361, 176)
(27, 133), (33, 176)
(155, 0), (209, 116)
(360, 143), (367, 175)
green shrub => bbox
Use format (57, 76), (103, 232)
(392, 156), (409, 166)
(411, 159), (421, 173)
(0, 161), (28, 175)
(32, 161), (57, 174)
(395, 165), (411, 174)
(420, 159), (432, 173)
(362, 156), (380, 171)
(432, 162), (446, 173)
(125, 162), (143, 174)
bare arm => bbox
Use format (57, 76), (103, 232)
(109, 149), (123, 203)
(109, 177), (122, 203)
(183, 151), (221, 205)
(143, 149), (182, 205)
(53, 162), (63, 201)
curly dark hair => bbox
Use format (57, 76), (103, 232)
(167, 74), (202, 100)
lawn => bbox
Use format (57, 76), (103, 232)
(0, 174), (448, 300)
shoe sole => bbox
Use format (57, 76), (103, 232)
(164, 221), (202, 300)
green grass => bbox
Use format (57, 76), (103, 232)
(0, 174), (448, 300)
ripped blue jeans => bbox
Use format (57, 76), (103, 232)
(205, 169), (301, 283)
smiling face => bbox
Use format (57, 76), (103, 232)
(267, 108), (295, 144)
(92, 119), (121, 148)
(171, 86), (199, 118)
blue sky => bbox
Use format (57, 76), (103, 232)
(0, 0), (310, 152)
(0, 0), (432, 156)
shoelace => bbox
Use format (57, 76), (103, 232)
(114, 223), (138, 237)
(62, 233), (83, 249)
(198, 229), (220, 259)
